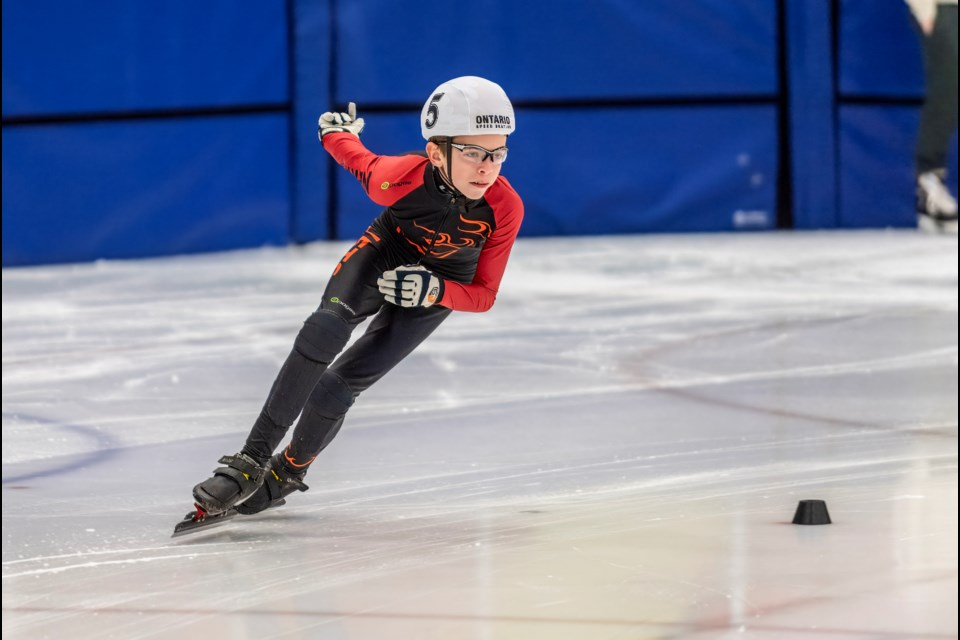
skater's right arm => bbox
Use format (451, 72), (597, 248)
(319, 104), (425, 207)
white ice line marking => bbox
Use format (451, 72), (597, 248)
(2, 550), (242, 579)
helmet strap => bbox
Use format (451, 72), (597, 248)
(433, 138), (462, 197)
(446, 139), (456, 195)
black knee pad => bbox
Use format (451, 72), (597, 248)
(294, 310), (352, 364)
(308, 371), (356, 420)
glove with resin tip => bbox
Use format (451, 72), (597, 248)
(377, 265), (445, 308)
(318, 102), (365, 140)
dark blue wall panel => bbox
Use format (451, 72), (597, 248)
(290, 0), (332, 242)
(2, 115), (290, 266)
(838, 0), (925, 97)
(836, 0), (955, 230)
(336, 0), (777, 104)
(5, 0), (953, 267)
(335, 106), (778, 241)
(2, 0), (288, 116)
(787, 0), (839, 229)
(838, 106), (959, 228)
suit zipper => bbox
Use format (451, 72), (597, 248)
(418, 197), (457, 265)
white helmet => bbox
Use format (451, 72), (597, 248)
(420, 76), (515, 140)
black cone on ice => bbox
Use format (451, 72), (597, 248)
(792, 499), (832, 525)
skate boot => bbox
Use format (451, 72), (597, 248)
(192, 453), (268, 515)
(235, 451), (310, 515)
(917, 171), (959, 235)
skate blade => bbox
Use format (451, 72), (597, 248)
(918, 214), (959, 235)
(172, 506), (239, 538)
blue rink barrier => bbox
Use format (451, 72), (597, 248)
(839, 106), (959, 228)
(1, 115), (290, 266)
(834, 0), (958, 229)
(334, 0), (777, 103)
(1, 0), (288, 116)
(2, 0), (956, 266)
(838, 0), (925, 98)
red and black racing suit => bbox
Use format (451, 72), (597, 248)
(242, 132), (524, 470)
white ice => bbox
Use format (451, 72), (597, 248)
(2, 231), (957, 640)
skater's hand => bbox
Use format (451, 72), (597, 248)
(378, 265), (444, 308)
(318, 102), (365, 140)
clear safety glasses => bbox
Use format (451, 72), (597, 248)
(449, 142), (509, 165)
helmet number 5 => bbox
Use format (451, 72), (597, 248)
(424, 92), (444, 130)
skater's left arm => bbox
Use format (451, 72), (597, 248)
(438, 178), (524, 313)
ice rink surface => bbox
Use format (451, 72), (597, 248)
(2, 230), (957, 640)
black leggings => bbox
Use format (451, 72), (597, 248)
(242, 233), (451, 469)
(916, 5), (958, 174)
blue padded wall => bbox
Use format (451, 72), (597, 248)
(335, 107), (778, 241)
(835, 0), (957, 229)
(513, 107), (778, 236)
(325, 0), (780, 242)
(839, 106), (959, 228)
(7, 0), (954, 267)
(786, 0), (839, 229)
(2, 115), (290, 266)
(335, 0), (778, 103)
(2, 0), (293, 266)
(290, 0), (333, 242)
(838, 0), (924, 97)
(2, 0), (289, 116)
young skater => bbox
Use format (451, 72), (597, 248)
(188, 76), (524, 519)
